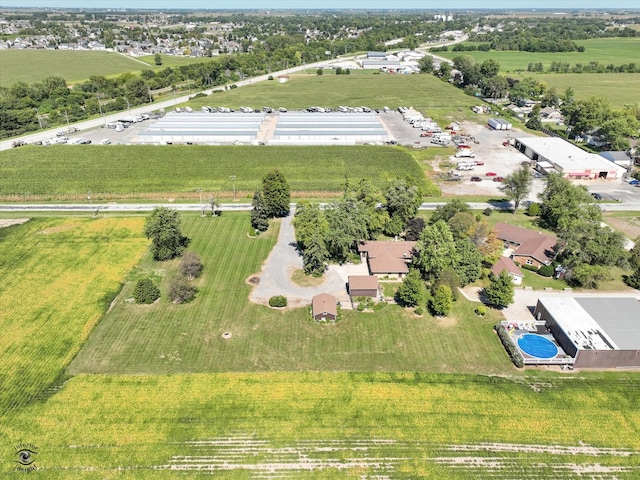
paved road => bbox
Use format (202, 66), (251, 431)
(2, 201), (639, 213)
(249, 208), (347, 307)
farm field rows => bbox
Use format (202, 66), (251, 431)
(0, 145), (428, 201)
(68, 213), (510, 375)
(0, 216), (148, 416)
(2, 372), (640, 478)
(0, 50), (155, 87)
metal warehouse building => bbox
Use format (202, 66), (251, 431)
(514, 137), (626, 180)
(271, 113), (389, 145)
(137, 111), (265, 144)
(534, 297), (640, 368)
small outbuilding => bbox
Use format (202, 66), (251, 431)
(491, 257), (524, 285)
(311, 293), (337, 322)
(348, 275), (379, 298)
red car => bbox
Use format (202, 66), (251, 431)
(485, 172), (497, 177)
(493, 176), (505, 182)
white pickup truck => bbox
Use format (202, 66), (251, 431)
(455, 149), (476, 158)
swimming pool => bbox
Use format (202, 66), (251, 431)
(517, 334), (558, 359)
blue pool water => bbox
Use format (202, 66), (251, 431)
(517, 334), (558, 359)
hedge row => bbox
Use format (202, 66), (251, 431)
(494, 324), (525, 368)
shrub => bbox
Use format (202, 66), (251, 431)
(268, 75), (274, 80)
(495, 324), (524, 368)
(168, 275), (197, 304)
(180, 252), (203, 279)
(483, 207), (493, 216)
(527, 202), (541, 216)
(521, 263), (539, 272)
(538, 265), (555, 277)
(133, 277), (160, 304)
(357, 303), (365, 312)
(269, 295), (287, 308)
(414, 307), (424, 316)
(475, 305), (487, 316)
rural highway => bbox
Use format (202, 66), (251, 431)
(2, 201), (639, 213)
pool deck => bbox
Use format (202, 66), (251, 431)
(501, 321), (574, 366)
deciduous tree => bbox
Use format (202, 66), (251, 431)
(143, 207), (188, 261)
(412, 220), (459, 283)
(430, 284), (453, 316)
(499, 165), (533, 213)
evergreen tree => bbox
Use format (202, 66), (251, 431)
(303, 232), (329, 276)
(430, 284), (453, 316)
(262, 170), (290, 218)
(133, 277), (160, 304)
(484, 270), (514, 308)
(396, 269), (425, 307)
(143, 207), (188, 261)
(250, 190), (269, 232)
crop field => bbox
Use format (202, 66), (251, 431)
(70, 213), (509, 375)
(0, 216), (148, 416)
(0, 146), (428, 200)
(510, 72), (640, 108)
(0, 50), (152, 87)
(436, 38), (640, 72)
(2, 372), (640, 478)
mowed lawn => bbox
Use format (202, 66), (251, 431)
(0, 145), (427, 200)
(69, 213), (511, 375)
(0, 217), (148, 416)
(0, 50), (152, 86)
(2, 372), (640, 478)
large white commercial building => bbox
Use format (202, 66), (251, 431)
(514, 137), (626, 180)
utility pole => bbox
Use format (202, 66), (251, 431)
(230, 175), (236, 201)
(197, 188), (204, 216)
(35, 108), (43, 130)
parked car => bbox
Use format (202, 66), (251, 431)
(628, 179), (639, 185)
(485, 172), (497, 177)
(493, 177), (505, 182)
(470, 176), (482, 182)
(591, 193), (602, 200)
(11, 140), (27, 148)
(278, 107), (287, 113)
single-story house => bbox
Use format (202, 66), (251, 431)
(494, 223), (557, 268)
(357, 241), (416, 279)
(540, 106), (563, 123)
(348, 275), (379, 298)
(491, 256), (525, 285)
(311, 293), (337, 321)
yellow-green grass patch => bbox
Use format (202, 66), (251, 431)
(0, 217), (148, 416)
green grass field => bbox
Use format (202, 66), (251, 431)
(0, 217), (147, 416)
(0, 50), (155, 87)
(69, 213), (509, 375)
(195, 72), (481, 125)
(137, 54), (214, 69)
(0, 145), (428, 200)
(2, 373), (639, 478)
(437, 38), (640, 72)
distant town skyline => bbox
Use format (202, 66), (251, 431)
(2, 1), (639, 10)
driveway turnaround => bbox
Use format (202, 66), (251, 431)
(249, 209), (351, 307)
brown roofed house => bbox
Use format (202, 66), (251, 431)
(358, 241), (417, 278)
(348, 275), (379, 298)
(491, 256), (525, 285)
(311, 293), (337, 321)
(494, 223), (557, 268)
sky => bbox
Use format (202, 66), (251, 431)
(1, 1), (638, 10)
